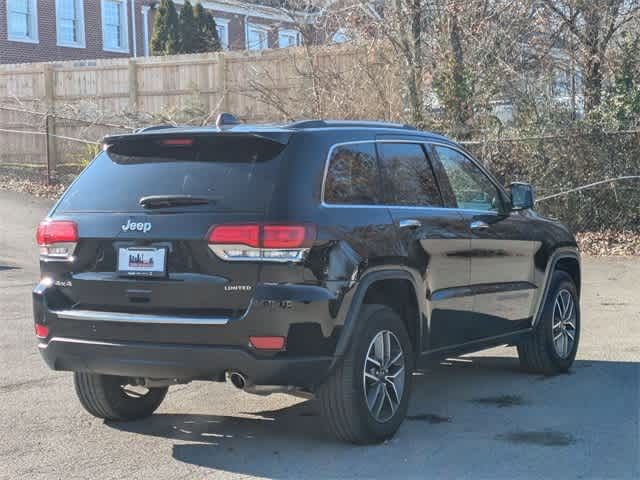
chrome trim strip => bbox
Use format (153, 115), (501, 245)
(54, 309), (229, 325)
(39, 241), (77, 262)
(208, 244), (309, 263)
(320, 139), (509, 210)
(429, 281), (537, 302)
(42, 337), (125, 347)
(530, 247), (581, 328)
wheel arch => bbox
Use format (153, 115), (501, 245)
(332, 270), (422, 367)
(555, 256), (581, 297)
(532, 247), (581, 328)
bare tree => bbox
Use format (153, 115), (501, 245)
(541, 0), (640, 112)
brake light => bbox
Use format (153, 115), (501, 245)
(208, 224), (260, 248)
(36, 220), (78, 259)
(263, 225), (308, 248)
(159, 138), (194, 147)
(207, 224), (315, 262)
(36, 220), (77, 245)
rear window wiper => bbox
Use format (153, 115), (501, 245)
(139, 195), (213, 209)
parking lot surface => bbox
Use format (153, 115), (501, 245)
(0, 190), (638, 479)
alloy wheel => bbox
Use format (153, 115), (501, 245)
(552, 289), (577, 358)
(363, 330), (405, 423)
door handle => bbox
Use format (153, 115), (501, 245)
(470, 220), (490, 230)
(399, 219), (422, 229)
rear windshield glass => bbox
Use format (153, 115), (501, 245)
(55, 135), (286, 213)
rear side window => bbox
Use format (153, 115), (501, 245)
(55, 135), (286, 213)
(377, 143), (442, 207)
(324, 143), (381, 205)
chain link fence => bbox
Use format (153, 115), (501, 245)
(1, 105), (638, 233)
(463, 129), (640, 232)
(0, 105), (134, 185)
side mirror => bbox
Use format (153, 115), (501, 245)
(510, 182), (535, 210)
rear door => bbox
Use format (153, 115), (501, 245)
(48, 133), (288, 319)
(377, 141), (474, 352)
(430, 144), (541, 338)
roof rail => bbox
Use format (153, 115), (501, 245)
(286, 120), (417, 130)
(134, 125), (177, 133)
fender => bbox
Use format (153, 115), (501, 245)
(531, 247), (581, 328)
(330, 268), (421, 369)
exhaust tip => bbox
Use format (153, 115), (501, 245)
(228, 371), (247, 389)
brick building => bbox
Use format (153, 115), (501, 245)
(169, 0), (308, 51)
(0, 0), (311, 64)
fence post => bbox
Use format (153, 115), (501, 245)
(44, 114), (52, 185)
(128, 58), (138, 112)
(216, 53), (229, 112)
(42, 64), (58, 182)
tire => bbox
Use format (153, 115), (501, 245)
(73, 372), (168, 421)
(319, 304), (413, 444)
(518, 271), (580, 374)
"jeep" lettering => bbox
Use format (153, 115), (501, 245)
(122, 220), (152, 233)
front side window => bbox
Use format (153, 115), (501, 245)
(7, 0), (38, 42)
(57, 0), (85, 47)
(102, 0), (128, 52)
(377, 143), (442, 207)
(247, 25), (268, 50)
(434, 146), (502, 212)
(324, 143), (380, 205)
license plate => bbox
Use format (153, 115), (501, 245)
(117, 247), (166, 277)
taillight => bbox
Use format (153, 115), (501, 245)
(36, 220), (78, 260)
(263, 225), (308, 248)
(208, 224), (315, 262)
(208, 224), (260, 248)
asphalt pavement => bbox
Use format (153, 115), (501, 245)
(0, 190), (638, 479)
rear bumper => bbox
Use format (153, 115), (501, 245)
(33, 280), (343, 388)
(39, 337), (331, 388)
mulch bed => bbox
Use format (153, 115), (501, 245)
(576, 230), (640, 256)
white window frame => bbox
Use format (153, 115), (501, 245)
(101, 0), (129, 53)
(56, 0), (85, 48)
(278, 28), (299, 48)
(246, 23), (269, 51)
(214, 17), (230, 50)
(6, 0), (39, 44)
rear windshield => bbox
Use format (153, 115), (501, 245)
(55, 135), (286, 213)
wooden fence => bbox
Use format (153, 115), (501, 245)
(0, 46), (373, 177)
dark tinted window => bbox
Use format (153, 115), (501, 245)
(324, 143), (380, 205)
(55, 136), (285, 213)
(377, 143), (442, 206)
(434, 146), (502, 211)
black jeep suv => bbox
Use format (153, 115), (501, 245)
(34, 118), (580, 444)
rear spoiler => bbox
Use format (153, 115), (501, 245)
(102, 129), (292, 149)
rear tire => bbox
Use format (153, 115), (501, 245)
(73, 372), (168, 421)
(518, 271), (580, 374)
(319, 304), (413, 444)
